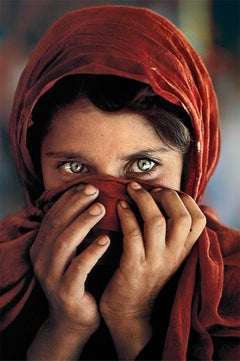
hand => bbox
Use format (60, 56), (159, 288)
(30, 184), (110, 333)
(100, 182), (206, 322)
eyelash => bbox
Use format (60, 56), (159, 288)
(126, 158), (159, 176)
(57, 161), (88, 174)
(57, 158), (160, 177)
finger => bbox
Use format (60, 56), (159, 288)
(49, 202), (106, 279)
(151, 189), (198, 252)
(43, 184), (99, 234)
(32, 184), (99, 255)
(151, 189), (191, 247)
(127, 182), (166, 257)
(178, 193), (206, 251)
(63, 234), (110, 293)
(117, 201), (145, 262)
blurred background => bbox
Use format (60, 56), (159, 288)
(0, 0), (239, 229)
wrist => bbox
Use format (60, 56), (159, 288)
(105, 314), (151, 333)
(46, 314), (99, 339)
(27, 317), (98, 361)
(101, 304), (152, 327)
(105, 316), (152, 360)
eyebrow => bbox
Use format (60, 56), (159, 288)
(118, 147), (170, 162)
(45, 151), (87, 160)
(45, 147), (170, 161)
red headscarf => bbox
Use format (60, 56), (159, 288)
(1, 6), (239, 359)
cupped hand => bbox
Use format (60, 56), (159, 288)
(100, 182), (206, 323)
(30, 184), (110, 333)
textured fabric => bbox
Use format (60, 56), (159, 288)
(1, 5), (239, 360)
(9, 5), (219, 205)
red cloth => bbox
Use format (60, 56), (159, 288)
(0, 176), (162, 331)
(1, 5), (239, 360)
(36, 176), (149, 233)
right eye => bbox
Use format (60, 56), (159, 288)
(129, 158), (156, 173)
(62, 161), (87, 174)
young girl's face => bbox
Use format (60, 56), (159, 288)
(41, 98), (183, 190)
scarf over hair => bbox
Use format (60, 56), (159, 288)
(0, 5), (239, 360)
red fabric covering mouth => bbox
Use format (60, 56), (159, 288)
(0, 175), (165, 331)
(36, 175), (163, 233)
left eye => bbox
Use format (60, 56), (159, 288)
(130, 159), (156, 173)
(63, 161), (85, 174)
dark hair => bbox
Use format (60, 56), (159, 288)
(28, 74), (193, 172)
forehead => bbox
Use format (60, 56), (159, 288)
(41, 98), (178, 162)
(47, 98), (157, 142)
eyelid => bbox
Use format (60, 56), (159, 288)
(57, 160), (88, 174)
(57, 160), (72, 168)
(127, 158), (159, 174)
(57, 160), (83, 167)
(56, 157), (161, 177)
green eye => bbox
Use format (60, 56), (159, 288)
(64, 161), (84, 173)
(131, 159), (155, 173)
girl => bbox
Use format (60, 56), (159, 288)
(1, 5), (239, 360)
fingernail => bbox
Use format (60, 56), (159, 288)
(151, 187), (163, 193)
(98, 235), (110, 246)
(83, 184), (98, 195)
(129, 182), (142, 190)
(89, 203), (103, 216)
(76, 183), (97, 195)
(119, 200), (129, 209)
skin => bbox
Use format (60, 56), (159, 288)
(28, 98), (206, 360)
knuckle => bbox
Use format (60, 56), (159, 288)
(179, 192), (192, 201)
(162, 188), (176, 198)
(199, 210), (206, 222)
(148, 214), (165, 230)
(194, 211), (207, 228)
(125, 227), (142, 239)
(44, 274), (55, 291)
(30, 249), (56, 292)
(173, 211), (191, 228)
(70, 256), (91, 276)
(32, 258), (43, 279)
(42, 211), (60, 229)
(42, 211), (52, 225)
(30, 245), (43, 275)
(57, 289), (72, 307)
(54, 236), (71, 251)
(70, 258), (84, 273)
(160, 188), (179, 203)
(69, 191), (84, 206)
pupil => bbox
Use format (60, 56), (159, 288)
(138, 159), (151, 171)
(70, 162), (82, 173)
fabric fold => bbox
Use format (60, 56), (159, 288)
(1, 5), (239, 359)
(0, 176), (161, 330)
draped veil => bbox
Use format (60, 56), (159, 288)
(1, 6), (239, 360)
